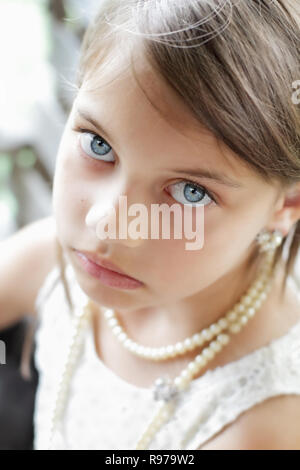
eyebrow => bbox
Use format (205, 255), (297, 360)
(171, 169), (243, 188)
(76, 108), (114, 145)
(76, 107), (243, 189)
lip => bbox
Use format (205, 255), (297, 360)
(73, 249), (144, 289)
(78, 250), (128, 276)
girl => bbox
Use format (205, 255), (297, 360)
(1, 0), (300, 450)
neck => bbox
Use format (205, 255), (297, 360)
(112, 246), (268, 346)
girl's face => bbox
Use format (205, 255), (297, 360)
(52, 58), (286, 314)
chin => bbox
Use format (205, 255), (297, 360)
(73, 265), (143, 313)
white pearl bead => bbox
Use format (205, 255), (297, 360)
(118, 332), (127, 343)
(242, 295), (252, 305)
(217, 333), (230, 345)
(201, 329), (213, 341)
(147, 421), (158, 434)
(177, 378), (190, 390)
(154, 415), (165, 427)
(209, 323), (221, 336)
(210, 340), (222, 352)
(79, 316), (89, 328)
(235, 304), (246, 314)
(265, 284), (272, 294)
(228, 323), (242, 333)
(260, 273), (268, 282)
(160, 406), (172, 420)
(68, 355), (77, 367)
(187, 362), (198, 373)
(180, 369), (193, 382)
(226, 310), (238, 322)
(137, 439), (147, 449)
(240, 315), (248, 325)
(61, 368), (72, 381)
(248, 287), (258, 297)
(141, 434), (151, 444)
(70, 332), (81, 343)
(195, 354), (207, 366)
(112, 325), (122, 336)
(192, 333), (204, 345)
(104, 309), (114, 319)
(169, 349), (177, 358)
(255, 280), (263, 290)
(247, 307), (255, 317)
(253, 299), (262, 309)
(175, 342), (185, 353)
(217, 318), (228, 330)
(261, 233), (270, 242)
(108, 318), (118, 327)
(183, 338), (193, 350)
(128, 341), (136, 351)
(180, 369), (190, 378)
(202, 347), (215, 360)
(174, 376), (184, 387)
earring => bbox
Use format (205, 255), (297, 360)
(255, 229), (284, 252)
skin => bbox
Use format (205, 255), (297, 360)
(52, 53), (300, 385)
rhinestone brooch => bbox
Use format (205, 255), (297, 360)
(153, 376), (179, 402)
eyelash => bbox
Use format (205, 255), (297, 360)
(73, 127), (219, 207)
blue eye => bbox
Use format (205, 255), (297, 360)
(75, 128), (217, 207)
(168, 181), (216, 207)
(78, 130), (115, 162)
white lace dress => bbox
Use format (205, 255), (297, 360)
(32, 261), (300, 450)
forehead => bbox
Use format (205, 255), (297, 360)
(78, 50), (259, 183)
(82, 49), (211, 136)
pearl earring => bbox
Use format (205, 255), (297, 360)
(255, 229), (284, 253)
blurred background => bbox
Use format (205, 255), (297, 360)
(0, 0), (99, 450)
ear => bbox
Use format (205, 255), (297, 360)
(267, 182), (300, 237)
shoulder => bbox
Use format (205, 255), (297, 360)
(0, 216), (58, 327)
(199, 394), (300, 450)
(240, 394), (300, 450)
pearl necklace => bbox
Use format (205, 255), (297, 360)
(48, 229), (283, 450)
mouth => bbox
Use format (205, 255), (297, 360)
(72, 249), (144, 289)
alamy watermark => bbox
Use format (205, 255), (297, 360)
(89, 196), (205, 251)
(0, 340), (6, 365)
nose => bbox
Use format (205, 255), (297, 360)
(85, 184), (146, 248)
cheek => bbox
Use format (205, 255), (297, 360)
(203, 192), (271, 258)
(52, 145), (90, 241)
(147, 206), (263, 296)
